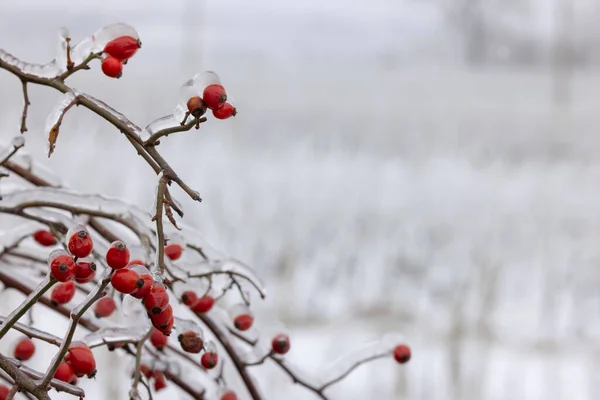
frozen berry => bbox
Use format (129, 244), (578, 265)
(143, 285), (169, 315)
(101, 56), (123, 79)
(393, 344), (411, 364)
(233, 314), (253, 331)
(51, 281), (76, 306)
(68, 228), (93, 258)
(139, 363), (152, 378)
(54, 361), (75, 382)
(180, 290), (197, 306)
(221, 390), (237, 400)
(14, 337), (35, 361)
(150, 305), (173, 332)
(150, 328), (168, 350)
(191, 295), (214, 314)
(200, 351), (218, 369)
(131, 273), (153, 299)
(50, 253), (76, 282)
(186, 96), (207, 118)
(271, 334), (290, 355)
(33, 230), (56, 246)
(178, 331), (203, 353)
(111, 268), (143, 294)
(203, 84), (227, 110)
(74, 261), (96, 284)
(65, 343), (96, 378)
(94, 297), (116, 318)
(153, 371), (167, 391)
(106, 241), (130, 269)
(212, 103), (236, 120)
(103, 35), (141, 60)
(127, 259), (146, 267)
(164, 243), (183, 261)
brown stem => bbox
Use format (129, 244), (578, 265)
(0, 354), (48, 400)
(154, 172), (169, 275)
(143, 119), (199, 146)
(20, 80), (30, 134)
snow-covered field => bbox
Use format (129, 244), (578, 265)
(0, 1), (599, 399)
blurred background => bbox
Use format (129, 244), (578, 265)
(0, 0), (599, 399)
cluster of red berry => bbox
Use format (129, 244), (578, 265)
(187, 83), (237, 120)
(100, 35), (141, 79)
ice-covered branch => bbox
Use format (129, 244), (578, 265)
(0, 354), (49, 400)
(8, 358), (83, 397)
(129, 327), (153, 400)
(0, 318), (61, 346)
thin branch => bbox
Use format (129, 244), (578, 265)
(9, 358), (84, 397)
(0, 354), (49, 400)
(57, 52), (101, 81)
(47, 96), (79, 157)
(129, 326), (153, 400)
(0, 142), (24, 166)
(153, 172), (169, 276)
(20, 79), (30, 133)
(0, 317), (61, 346)
(143, 119), (200, 146)
(317, 354), (388, 391)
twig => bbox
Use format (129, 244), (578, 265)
(0, 354), (48, 400)
(153, 172), (169, 276)
(6, 384), (17, 400)
(143, 119), (200, 147)
(129, 326), (153, 400)
(47, 95), (79, 157)
(0, 317), (61, 346)
(57, 52), (101, 81)
(317, 353), (387, 392)
(0, 142), (24, 166)
(20, 79), (30, 133)
(9, 358), (84, 397)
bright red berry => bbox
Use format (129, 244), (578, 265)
(127, 259), (146, 267)
(106, 241), (130, 269)
(94, 297), (116, 318)
(150, 328), (168, 350)
(75, 261), (96, 284)
(212, 102), (236, 120)
(144, 285), (169, 315)
(150, 305), (173, 333)
(161, 315), (174, 336)
(200, 351), (218, 369)
(186, 96), (207, 118)
(164, 243), (183, 261)
(0, 385), (9, 400)
(68, 229), (93, 258)
(65, 343), (96, 378)
(203, 84), (227, 110)
(180, 290), (197, 306)
(54, 361), (75, 382)
(271, 334), (290, 355)
(139, 363), (152, 378)
(221, 390), (237, 400)
(101, 56), (123, 79)
(111, 268), (143, 294)
(103, 35), (141, 60)
(233, 314), (253, 331)
(393, 344), (411, 364)
(33, 230), (56, 246)
(153, 371), (167, 391)
(191, 295), (214, 314)
(131, 273), (153, 299)
(178, 331), (203, 353)
(51, 281), (76, 305)
(50, 253), (76, 282)
(14, 337), (35, 361)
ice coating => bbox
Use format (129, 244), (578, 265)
(91, 23), (139, 50)
(84, 326), (149, 347)
(11, 135), (25, 148)
(140, 115), (179, 142)
(47, 248), (70, 266)
(174, 317), (204, 337)
(0, 223), (41, 253)
(80, 93), (142, 135)
(46, 90), (78, 155)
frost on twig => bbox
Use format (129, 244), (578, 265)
(0, 317), (61, 346)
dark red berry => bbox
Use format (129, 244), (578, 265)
(50, 254), (76, 282)
(111, 268), (143, 294)
(94, 297), (116, 318)
(203, 84), (227, 110)
(153, 371), (167, 391)
(180, 290), (197, 306)
(150, 328), (168, 350)
(65, 343), (96, 378)
(186, 96), (207, 118)
(106, 241), (130, 269)
(51, 281), (76, 305)
(131, 273), (153, 299)
(233, 314), (253, 331)
(144, 285), (169, 315)
(201, 351), (218, 369)
(191, 295), (214, 314)
(150, 305), (173, 333)
(54, 361), (75, 382)
(139, 363), (152, 378)
(164, 243), (183, 261)
(33, 230), (56, 246)
(103, 35), (141, 60)
(68, 229), (93, 258)
(393, 344), (411, 364)
(221, 390), (237, 400)
(14, 337), (35, 361)
(271, 334), (290, 355)
(178, 331), (203, 353)
(0, 385), (8, 400)
(75, 261), (96, 284)
(212, 103), (236, 120)
(101, 56), (123, 78)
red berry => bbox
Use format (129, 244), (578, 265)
(68, 229), (93, 258)
(65, 343), (96, 378)
(150, 328), (168, 350)
(164, 243), (183, 261)
(202, 84), (227, 110)
(54, 361), (75, 382)
(144, 285), (169, 315)
(75, 261), (96, 284)
(14, 337), (35, 361)
(271, 334), (290, 355)
(180, 290), (197, 306)
(153, 371), (167, 391)
(150, 305), (173, 332)
(200, 351), (218, 369)
(51, 281), (76, 305)
(221, 391), (237, 400)
(139, 363), (152, 378)
(111, 268), (143, 294)
(191, 295), (215, 314)
(160, 315), (174, 336)
(393, 344), (411, 364)
(106, 241), (130, 269)
(233, 314), (253, 331)
(50, 254), (76, 282)
(94, 297), (116, 318)
(212, 102), (236, 120)
(33, 230), (56, 246)
(131, 273), (153, 299)
(186, 96), (207, 118)
(70, 375), (78, 385)
(127, 259), (146, 267)
(178, 331), (203, 353)
(0, 385), (9, 400)
(101, 56), (123, 78)
(103, 35), (141, 60)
